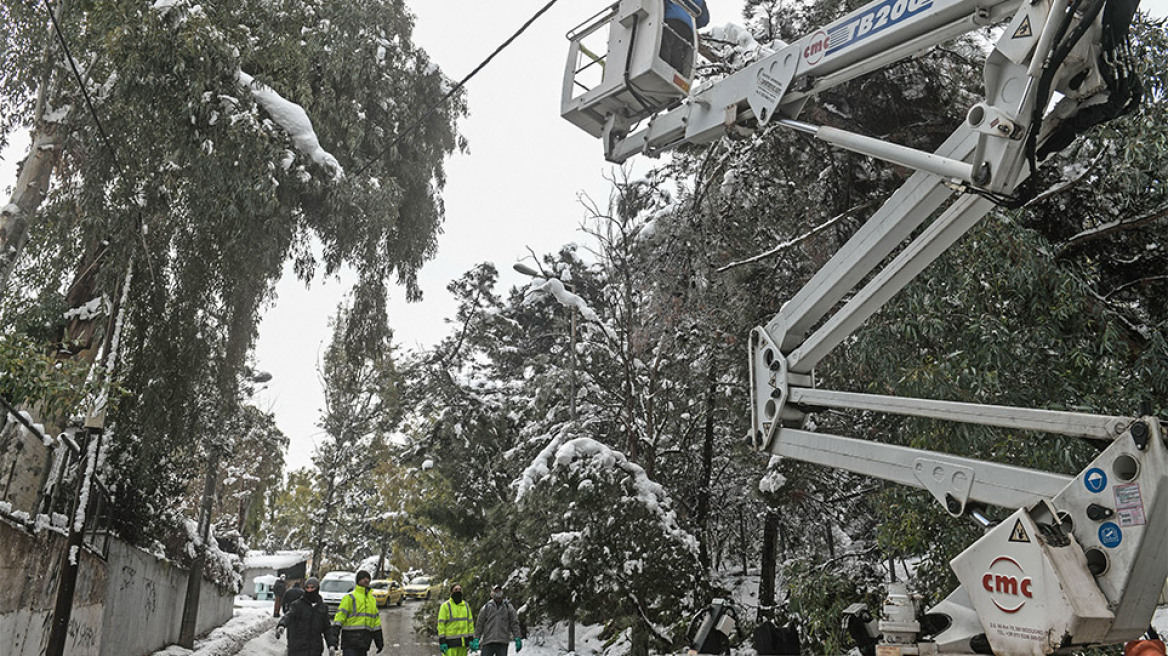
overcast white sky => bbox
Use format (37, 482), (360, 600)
(253, 0), (751, 471)
(2, 0), (1163, 474)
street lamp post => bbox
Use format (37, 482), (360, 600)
(179, 370), (272, 648)
(513, 262), (578, 652)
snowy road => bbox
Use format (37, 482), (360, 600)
(233, 600), (434, 656)
(153, 597), (435, 656)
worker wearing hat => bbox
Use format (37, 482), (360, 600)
(333, 570), (385, 655)
(475, 585), (522, 656)
(277, 576), (338, 655)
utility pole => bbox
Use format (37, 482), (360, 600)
(179, 446), (220, 648)
(46, 424), (102, 656)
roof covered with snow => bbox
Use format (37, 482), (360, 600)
(243, 550), (310, 570)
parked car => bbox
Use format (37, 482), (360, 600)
(370, 579), (404, 607)
(403, 575), (439, 600)
(319, 571), (356, 612)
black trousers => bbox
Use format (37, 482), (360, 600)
(482, 643), (510, 656)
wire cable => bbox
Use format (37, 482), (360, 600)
(353, 0), (564, 177)
(39, 0), (156, 280)
(40, 0), (120, 171)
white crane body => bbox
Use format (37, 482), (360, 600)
(561, 0), (1153, 653)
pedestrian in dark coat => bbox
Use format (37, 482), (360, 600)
(284, 580), (305, 613)
(273, 574), (288, 617)
(278, 577), (338, 656)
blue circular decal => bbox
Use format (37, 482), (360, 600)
(1099, 522), (1123, 549)
(1084, 467), (1108, 493)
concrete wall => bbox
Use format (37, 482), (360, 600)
(0, 516), (234, 656)
(0, 515), (107, 656)
(100, 538), (233, 656)
(0, 419), (52, 513)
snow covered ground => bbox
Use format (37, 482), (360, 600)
(151, 597), (279, 656)
(148, 592), (1168, 656)
(148, 595), (624, 656)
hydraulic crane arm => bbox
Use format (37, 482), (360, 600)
(561, 0), (1151, 654)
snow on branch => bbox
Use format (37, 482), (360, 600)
(522, 277), (617, 341)
(237, 70), (344, 181)
(514, 435), (697, 550)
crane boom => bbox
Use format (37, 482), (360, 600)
(560, 0), (1151, 654)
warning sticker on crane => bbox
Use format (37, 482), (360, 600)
(1098, 522), (1123, 548)
(1008, 520), (1030, 543)
(1084, 467), (1108, 493)
(1012, 16), (1034, 39)
(1115, 483), (1146, 527)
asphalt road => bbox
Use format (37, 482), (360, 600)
(234, 600), (433, 656)
(381, 600), (435, 656)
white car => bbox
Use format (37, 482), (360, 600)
(319, 571), (356, 612)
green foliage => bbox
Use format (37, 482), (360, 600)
(1, 0), (464, 549)
(259, 467), (322, 551)
(0, 333), (91, 418)
(784, 558), (882, 654)
(516, 432), (701, 642)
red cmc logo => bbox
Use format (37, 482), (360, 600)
(803, 31), (829, 64)
(982, 556), (1033, 613)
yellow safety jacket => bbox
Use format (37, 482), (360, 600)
(438, 598), (475, 648)
(332, 585), (383, 646)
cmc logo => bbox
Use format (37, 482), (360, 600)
(803, 31), (830, 64)
(982, 556), (1033, 613)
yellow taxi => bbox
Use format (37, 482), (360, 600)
(370, 579), (404, 607)
(403, 575), (440, 600)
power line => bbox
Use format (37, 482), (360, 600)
(353, 0), (564, 177)
(40, 0), (121, 172)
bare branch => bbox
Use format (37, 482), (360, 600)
(717, 200), (877, 272)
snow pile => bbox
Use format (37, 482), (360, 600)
(521, 276), (617, 341)
(151, 597), (276, 656)
(515, 435), (697, 552)
(63, 295), (110, 322)
(243, 550), (310, 571)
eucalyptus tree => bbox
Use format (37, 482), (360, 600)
(310, 305), (402, 574)
(0, 0), (464, 546)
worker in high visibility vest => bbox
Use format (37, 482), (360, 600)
(438, 583), (477, 656)
(332, 570), (385, 655)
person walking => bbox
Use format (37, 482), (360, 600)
(438, 583), (476, 656)
(332, 570), (385, 655)
(277, 577), (338, 656)
(475, 585), (522, 656)
(284, 580), (305, 614)
(273, 574), (288, 618)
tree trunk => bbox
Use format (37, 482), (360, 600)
(0, 0), (73, 294)
(310, 470), (338, 577)
(696, 370), (715, 570)
(0, 120), (67, 292)
(758, 510), (779, 620)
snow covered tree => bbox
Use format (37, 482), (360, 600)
(258, 467), (320, 552)
(0, 0), (464, 550)
(515, 435), (702, 653)
(309, 303), (401, 573)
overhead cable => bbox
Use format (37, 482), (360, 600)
(354, 0), (564, 176)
